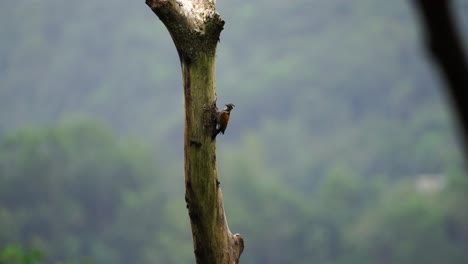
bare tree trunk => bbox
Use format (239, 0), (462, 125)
(146, 1), (244, 263)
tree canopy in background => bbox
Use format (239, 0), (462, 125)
(0, 0), (467, 263)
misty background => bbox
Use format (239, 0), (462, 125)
(1, 0), (468, 263)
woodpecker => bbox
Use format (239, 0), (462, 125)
(212, 103), (235, 140)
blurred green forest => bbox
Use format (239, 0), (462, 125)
(1, 0), (468, 263)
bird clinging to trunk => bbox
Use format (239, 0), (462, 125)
(212, 103), (235, 140)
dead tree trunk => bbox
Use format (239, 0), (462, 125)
(146, 0), (244, 263)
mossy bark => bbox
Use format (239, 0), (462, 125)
(146, 1), (244, 263)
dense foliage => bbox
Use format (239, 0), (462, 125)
(1, 0), (467, 263)
(0, 121), (466, 263)
(0, 245), (43, 264)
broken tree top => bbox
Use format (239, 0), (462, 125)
(146, 0), (225, 58)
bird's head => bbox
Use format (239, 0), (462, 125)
(224, 103), (235, 112)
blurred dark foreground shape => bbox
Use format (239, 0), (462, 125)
(412, 0), (468, 160)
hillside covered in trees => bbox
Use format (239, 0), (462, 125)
(1, 0), (467, 263)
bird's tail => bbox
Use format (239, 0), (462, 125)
(211, 129), (220, 140)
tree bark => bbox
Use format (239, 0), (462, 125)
(146, 1), (244, 263)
